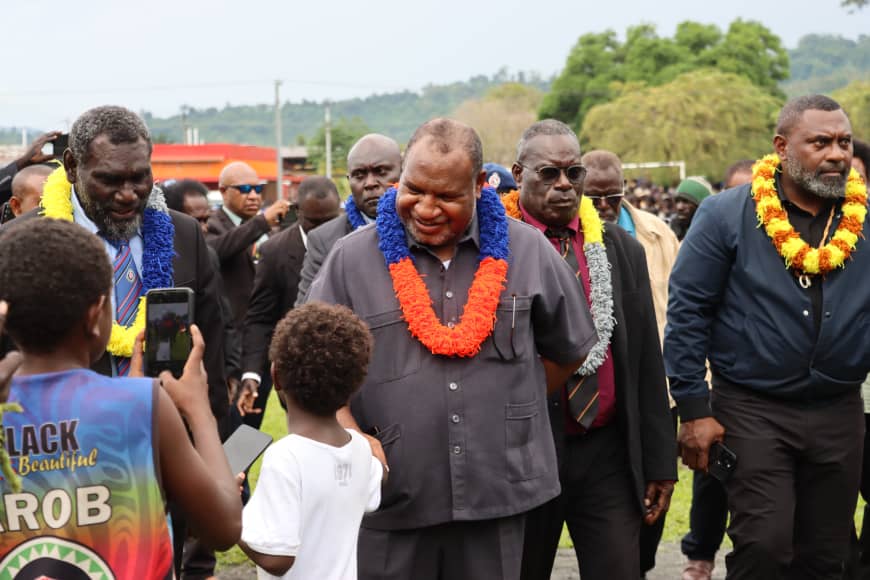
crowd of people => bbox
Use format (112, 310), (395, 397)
(0, 95), (868, 580)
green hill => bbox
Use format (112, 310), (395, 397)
(145, 70), (550, 147)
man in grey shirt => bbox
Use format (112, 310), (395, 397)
(306, 118), (596, 580)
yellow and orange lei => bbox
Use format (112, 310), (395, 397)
(500, 190), (604, 245)
(751, 154), (867, 276)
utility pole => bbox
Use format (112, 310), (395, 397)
(275, 80), (283, 200)
(324, 103), (332, 178)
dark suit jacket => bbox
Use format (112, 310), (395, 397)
(205, 209), (271, 328)
(8, 208), (229, 420)
(549, 223), (677, 511)
(242, 223), (307, 376)
(294, 213), (353, 307)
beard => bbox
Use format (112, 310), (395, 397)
(76, 177), (146, 241)
(782, 149), (848, 200)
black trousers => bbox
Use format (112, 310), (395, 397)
(640, 407), (679, 573)
(358, 515), (525, 580)
(520, 423), (641, 580)
(680, 469), (728, 561)
(713, 382), (863, 580)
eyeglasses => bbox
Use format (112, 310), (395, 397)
(229, 184), (264, 194)
(520, 164), (586, 184)
(586, 192), (625, 206)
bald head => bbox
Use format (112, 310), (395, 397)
(219, 161), (262, 220)
(405, 118), (483, 179)
(219, 161), (259, 188)
(581, 150), (625, 223)
(11, 165), (53, 216)
(347, 134), (401, 166)
(581, 150), (623, 179)
(346, 134), (402, 218)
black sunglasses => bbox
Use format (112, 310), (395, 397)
(230, 184), (264, 194)
(520, 164), (586, 184)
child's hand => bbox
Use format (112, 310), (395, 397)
(362, 433), (388, 472)
(160, 324), (209, 419)
(129, 330), (145, 377)
(236, 472), (246, 496)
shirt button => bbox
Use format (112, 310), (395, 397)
(447, 321), (456, 329)
(824, 311), (831, 318)
(451, 414), (461, 424)
(448, 382), (459, 391)
(453, 445), (462, 454)
(802, 310), (809, 317)
(445, 290), (454, 299)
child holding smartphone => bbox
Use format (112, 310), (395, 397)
(0, 218), (241, 578)
(239, 302), (385, 579)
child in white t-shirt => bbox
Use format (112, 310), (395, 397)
(239, 303), (385, 579)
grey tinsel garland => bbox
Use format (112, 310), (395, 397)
(577, 241), (615, 376)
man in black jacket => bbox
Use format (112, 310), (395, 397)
(205, 162), (291, 328)
(514, 120), (676, 580)
(294, 134), (401, 305)
(236, 176), (340, 420)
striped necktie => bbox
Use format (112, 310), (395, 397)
(111, 239), (142, 376)
(545, 227), (599, 429)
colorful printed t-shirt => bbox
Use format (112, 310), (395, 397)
(0, 368), (172, 579)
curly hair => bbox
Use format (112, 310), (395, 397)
(0, 218), (112, 353)
(70, 105), (152, 166)
(269, 302), (373, 417)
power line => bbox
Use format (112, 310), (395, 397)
(0, 77), (417, 98)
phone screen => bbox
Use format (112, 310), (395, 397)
(145, 288), (194, 377)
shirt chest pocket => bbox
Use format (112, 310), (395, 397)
(487, 295), (533, 361)
(365, 309), (424, 383)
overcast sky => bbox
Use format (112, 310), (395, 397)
(3, 0), (867, 130)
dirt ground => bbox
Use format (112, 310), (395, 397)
(215, 542), (729, 579)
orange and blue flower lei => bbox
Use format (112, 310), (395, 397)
(344, 196), (368, 230)
(376, 185), (509, 357)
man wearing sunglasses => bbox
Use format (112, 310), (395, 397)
(512, 121), (675, 580)
(206, 161), (291, 331)
(581, 149), (681, 577)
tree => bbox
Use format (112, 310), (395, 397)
(307, 116), (372, 176)
(842, 0), (868, 10)
(452, 83), (544, 166)
(540, 20), (788, 130)
(538, 31), (623, 129)
(832, 80), (870, 139)
(580, 70), (782, 180)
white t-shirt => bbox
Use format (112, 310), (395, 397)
(242, 429), (383, 580)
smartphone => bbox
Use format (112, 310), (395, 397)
(144, 287), (195, 378)
(278, 201), (298, 230)
(41, 134), (70, 158)
(223, 425), (273, 475)
(708, 441), (738, 483)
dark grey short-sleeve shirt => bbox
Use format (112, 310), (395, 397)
(306, 216), (596, 530)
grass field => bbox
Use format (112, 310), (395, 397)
(217, 397), (866, 567)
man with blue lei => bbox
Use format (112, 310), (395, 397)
(306, 119), (597, 580)
(294, 133), (401, 305)
(4, 105), (230, 576)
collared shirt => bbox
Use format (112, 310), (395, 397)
(617, 204), (637, 238)
(222, 205), (269, 248)
(518, 204), (616, 431)
(665, 182), (870, 420)
(71, 186), (144, 273)
(306, 214), (596, 530)
(775, 173), (832, 337)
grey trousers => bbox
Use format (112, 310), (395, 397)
(713, 382), (864, 580)
(358, 514), (525, 580)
